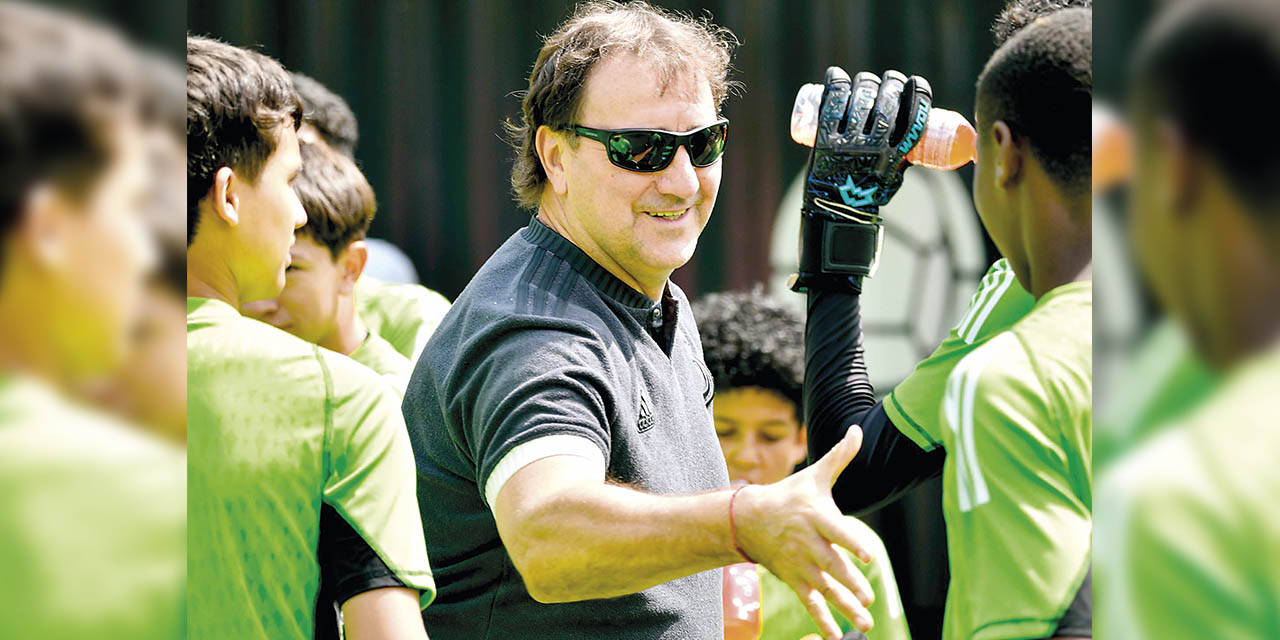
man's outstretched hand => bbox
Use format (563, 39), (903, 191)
(735, 427), (876, 640)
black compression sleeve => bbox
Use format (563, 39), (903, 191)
(314, 503), (407, 640)
(1054, 566), (1092, 637)
(805, 288), (945, 515)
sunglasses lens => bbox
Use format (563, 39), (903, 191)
(688, 122), (727, 167)
(610, 131), (674, 171)
(601, 122), (727, 172)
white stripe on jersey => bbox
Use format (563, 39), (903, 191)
(944, 332), (1010, 511)
(963, 268), (1016, 345)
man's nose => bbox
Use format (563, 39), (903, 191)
(655, 145), (701, 201)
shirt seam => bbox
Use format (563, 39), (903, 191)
(886, 390), (941, 450)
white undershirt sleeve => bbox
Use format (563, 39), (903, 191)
(482, 433), (607, 510)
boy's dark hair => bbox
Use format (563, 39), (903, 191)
(991, 0), (1091, 46)
(977, 7), (1091, 196)
(693, 289), (805, 419)
(293, 141), (376, 259)
(291, 72), (359, 157)
(1, 2), (139, 242)
(1132, 0), (1280, 219)
(186, 35), (301, 246)
(506, 0), (739, 210)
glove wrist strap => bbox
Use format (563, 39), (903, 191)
(791, 209), (883, 293)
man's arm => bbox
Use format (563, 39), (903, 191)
(493, 430), (879, 640)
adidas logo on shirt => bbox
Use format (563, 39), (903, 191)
(637, 389), (655, 433)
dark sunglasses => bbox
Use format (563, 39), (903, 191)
(570, 119), (729, 173)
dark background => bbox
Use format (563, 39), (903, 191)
(185, 0), (1021, 301)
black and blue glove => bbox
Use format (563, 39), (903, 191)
(791, 67), (932, 293)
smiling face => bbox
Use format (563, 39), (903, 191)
(714, 386), (807, 486)
(554, 52), (722, 296)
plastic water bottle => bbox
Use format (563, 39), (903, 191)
(723, 563), (762, 640)
(790, 83), (976, 170)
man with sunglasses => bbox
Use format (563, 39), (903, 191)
(402, 3), (880, 640)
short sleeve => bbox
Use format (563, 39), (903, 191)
(886, 259), (1035, 450)
(939, 333), (1091, 640)
(321, 353), (436, 607)
(462, 324), (616, 506)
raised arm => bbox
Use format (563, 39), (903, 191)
(793, 67), (944, 515)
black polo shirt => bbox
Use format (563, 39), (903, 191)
(403, 217), (729, 639)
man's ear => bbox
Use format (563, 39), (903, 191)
(991, 120), (1024, 189)
(535, 125), (570, 196)
(211, 166), (240, 226)
(337, 239), (368, 295)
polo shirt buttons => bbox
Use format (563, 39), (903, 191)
(648, 307), (663, 328)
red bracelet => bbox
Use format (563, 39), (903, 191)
(729, 485), (755, 563)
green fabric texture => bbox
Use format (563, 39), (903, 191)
(758, 516), (911, 640)
(1095, 319), (1217, 469)
(937, 281), (1093, 640)
(0, 376), (186, 640)
(1097, 348), (1280, 640)
(886, 259), (1037, 451)
(349, 330), (412, 397)
(187, 297), (434, 640)
(355, 276), (451, 364)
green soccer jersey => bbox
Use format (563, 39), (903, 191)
(758, 516), (911, 640)
(1095, 318), (1217, 470)
(886, 259), (1037, 450)
(187, 297), (434, 640)
(349, 330), (412, 397)
(938, 281), (1092, 640)
(0, 376), (185, 640)
(1096, 347), (1280, 640)
(355, 276), (451, 364)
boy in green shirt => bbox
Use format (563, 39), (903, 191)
(241, 140), (411, 395)
(185, 35), (433, 640)
(0, 5), (184, 638)
(1097, 1), (1280, 637)
(695, 290), (912, 640)
(797, 6), (1093, 639)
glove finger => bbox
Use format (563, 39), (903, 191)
(890, 75), (934, 153)
(844, 71), (881, 146)
(869, 70), (907, 149)
(817, 66), (852, 148)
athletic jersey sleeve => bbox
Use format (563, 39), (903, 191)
(886, 259), (1035, 450)
(321, 351), (436, 608)
(939, 332), (1091, 640)
(459, 322), (616, 508)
